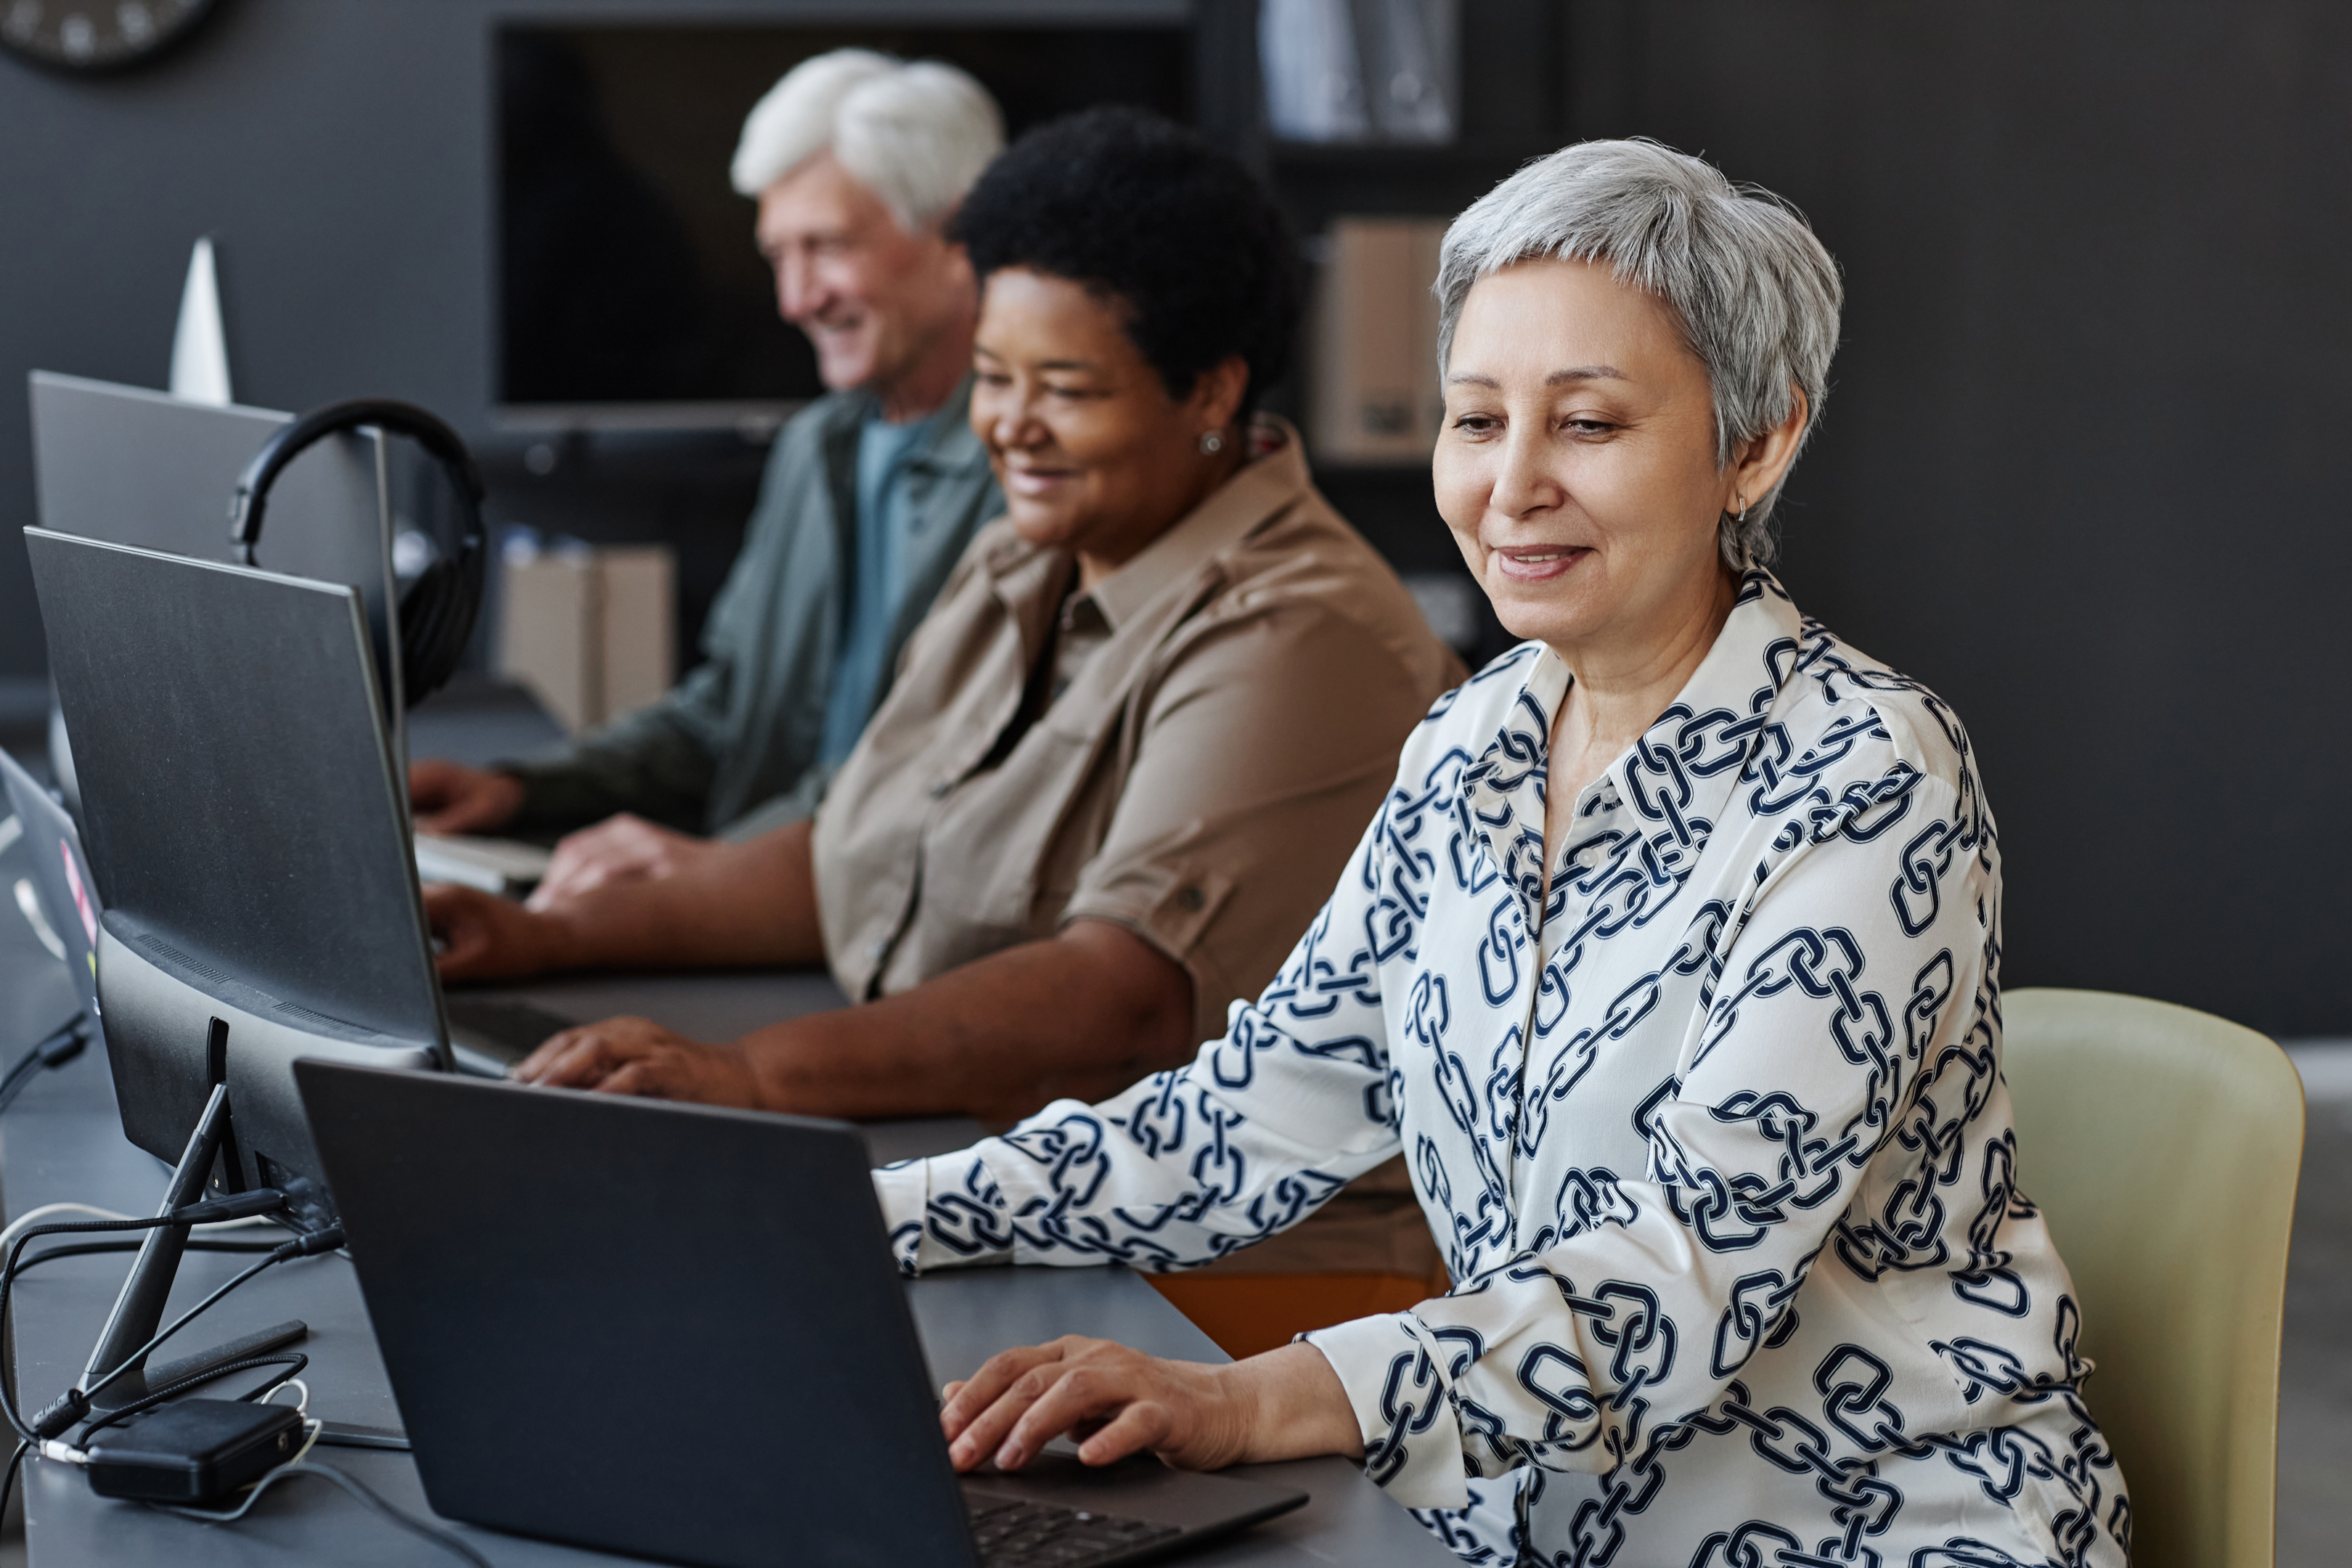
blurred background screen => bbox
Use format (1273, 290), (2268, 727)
(496, 23), (1191, 416)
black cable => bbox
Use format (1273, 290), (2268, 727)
(73, 1352), (309, 1448)
(152, 1461), (492, 1568)
(0, 1438), (23, 1535)
(0, 1194), (290, 1443)
(11, 1238), (279, 1276)
(76, 1227), (343, 1418)
(0, 1013), (86, 1116)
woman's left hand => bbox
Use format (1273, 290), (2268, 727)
(940, 1336), (1363, 1474)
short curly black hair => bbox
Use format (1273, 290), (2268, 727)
(948, 105), (1299, 420)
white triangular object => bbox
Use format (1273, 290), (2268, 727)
(168, 237), (232, 405)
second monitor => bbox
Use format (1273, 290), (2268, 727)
(26, 526), (447, 1228)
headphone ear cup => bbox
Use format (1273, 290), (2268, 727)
(396, 541), (483, 706)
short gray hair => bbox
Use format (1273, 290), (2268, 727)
(1435, 139), (1842, 565)
(730, 49), (1004, 232)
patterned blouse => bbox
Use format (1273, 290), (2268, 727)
(876, 570), (2129, 1568)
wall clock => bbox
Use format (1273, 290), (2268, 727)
(1, 0), (217, 73)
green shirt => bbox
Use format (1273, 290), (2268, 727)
(501, 377), (999, 838)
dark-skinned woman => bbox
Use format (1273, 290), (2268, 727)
(422, 108), (1463, 1167)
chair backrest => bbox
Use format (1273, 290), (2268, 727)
(2003, 987), (2304, 1568)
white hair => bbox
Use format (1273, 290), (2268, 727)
(1436, 138), (1843, 565)
(729, 49), (1004, 232)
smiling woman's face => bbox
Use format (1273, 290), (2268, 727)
(969, 266), (1244, 579)
(1434, 257), (1739, 656)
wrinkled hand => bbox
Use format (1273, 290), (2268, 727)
(527, 814), (718, 910)
(512, 1015), (763, 1105)
(941, 1336), (1257, 1475)
(409, 759), (526, 836)
(423, 882), (573, 981)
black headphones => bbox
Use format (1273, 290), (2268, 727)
(229, 399), (488, 709)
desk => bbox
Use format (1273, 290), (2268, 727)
(0, 843), (1451, 1564)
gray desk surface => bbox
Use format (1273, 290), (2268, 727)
(0, 829), (1449, 1564)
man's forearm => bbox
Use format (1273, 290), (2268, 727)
(539, 819), (825, 971)
(739, 920), (1197, 1123)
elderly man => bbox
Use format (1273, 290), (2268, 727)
(411, 51), (1005, 903)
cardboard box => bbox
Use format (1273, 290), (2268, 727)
(1309, 216), (1448, 465)
(497, 544), (674, 733)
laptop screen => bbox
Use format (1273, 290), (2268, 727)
(0, 746), (101, 1021)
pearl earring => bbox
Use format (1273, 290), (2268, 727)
(1198, 431), (1224, 455)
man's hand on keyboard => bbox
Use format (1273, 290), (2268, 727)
(409, 759), (526, 836)
(528, 814), (722, 910)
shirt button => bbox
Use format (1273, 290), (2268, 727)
(928, 780), (951, 799)
(1175, 886), (1206, 912)
(867, 940), (887, 960)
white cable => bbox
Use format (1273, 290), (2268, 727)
(0, 1202), (280, 1255)
(261, 1379), (311, 1418)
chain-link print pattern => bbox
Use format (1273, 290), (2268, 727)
(873, 570), (2126, 1567)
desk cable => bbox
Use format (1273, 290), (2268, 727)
(0, 1013), (89, 1118)
(0, 1210), (342, 1445)
(0, 1204), (488, 1566)
(155, 1458), (493, 1567)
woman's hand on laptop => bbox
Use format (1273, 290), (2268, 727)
(423, 883), (579, 981)
(939, 1336), (1362, 1476)
(511, 1015), (763, 1104)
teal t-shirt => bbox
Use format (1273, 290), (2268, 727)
(819, 412), (934, 767)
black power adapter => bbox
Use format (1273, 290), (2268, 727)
(83, 1399), (305, 1504)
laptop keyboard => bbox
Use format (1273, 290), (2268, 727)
(965, 1492), (1180, 1567)
(442, 996), (576, 1061)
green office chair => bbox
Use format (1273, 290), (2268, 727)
(2004, 987), (2305, 1568)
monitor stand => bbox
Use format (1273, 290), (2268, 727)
(80, 1061), (306, 1412)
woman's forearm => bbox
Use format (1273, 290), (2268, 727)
(541, 819), (825, 971)
(738, 918), (1196, 1122)
(1230, 1342), (1365, 1463)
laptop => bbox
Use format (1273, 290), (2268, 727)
(1, 746), (104, 1028)
(294, 1061), (1308, 1568)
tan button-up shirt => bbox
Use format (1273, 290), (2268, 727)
(812, 421), (1463, 1048)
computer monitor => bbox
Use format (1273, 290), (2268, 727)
(25, 526), (448, 1233)
(28, 370), (400, 714)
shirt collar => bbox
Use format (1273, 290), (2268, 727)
(1083, 416), (1312, 633)
(1461, 565), (1810, 921)
(836, 373), (989, 475)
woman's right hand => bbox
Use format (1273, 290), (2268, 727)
(409, 759), (526, 836)
(939, 1336), (1363, 1477)
(422, 882), (576, 981)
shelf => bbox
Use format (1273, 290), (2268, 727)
(1266, 138), (1540, 171)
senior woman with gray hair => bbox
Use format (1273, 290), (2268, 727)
(875, 140), (2126, 1565)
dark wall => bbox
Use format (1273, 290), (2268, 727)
(0, 0), (489, 674)
(0, 0), (1189, 676)
(2, 1), (2346, 1034)
(1568, 1), (2352, 1033)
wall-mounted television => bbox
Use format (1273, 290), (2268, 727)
(496, 20), (1193, 431)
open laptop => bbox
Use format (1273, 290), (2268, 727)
(1, 746), (104, 1029)
(294, 1061), (1308, 1568)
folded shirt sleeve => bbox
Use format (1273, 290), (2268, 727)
(1059, 600), (1447, 1043)
(1303, 763), (1995, 1510)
